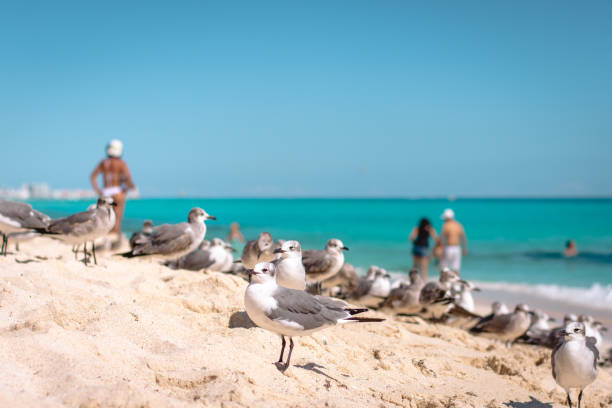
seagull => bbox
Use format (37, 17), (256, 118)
(578, 315), (603, 351)
(121, 207), (215, 260)
(470, 303), (532, 346)
(346, 266), (391, 308)
(449, 279), (480, 313)
(129, 220), (153, 250)
(272, 240), (306, 290)
(239, 232), (275, 269)
(41, 197), (116, 264)
(0, 200), (50, 255)
(418, 267), (460, 320)
(321, 262), (360, 296)
(379, 268), (424, 314)
(164, 238), (233, 272)
(552, 321), (599, 408)
(302, 238), (348, 284)
(244, 261), (384, 371)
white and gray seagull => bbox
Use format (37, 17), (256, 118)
(129, 220), (154, 250)
(165, 238), (233, 272)
(41, 197), (116, 264)
(272, 240), (306, 290)
(470, 303), (532, 346)
(238, 232), (275, 269)
(244, 261), (384, 371)
(121, 207), (215, 259)
(552, 321), (599, 408)
(0, 200), (50, 255)
(302, 238), (348, 286)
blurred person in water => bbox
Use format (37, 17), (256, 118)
(409, 217), (437, 279)
(563, 239), (578, 258)
(438, 208), (467, 272)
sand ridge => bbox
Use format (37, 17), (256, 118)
(0, 238), (610, 408)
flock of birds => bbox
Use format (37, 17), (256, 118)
(0, 199), (608, 407)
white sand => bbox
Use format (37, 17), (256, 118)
(0, 238), (611, 408)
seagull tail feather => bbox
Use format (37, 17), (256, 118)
(344, 317), (385, 323)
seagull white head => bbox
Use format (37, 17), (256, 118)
(561, 321), (587, 341)
(248, 262), (276, 284)
(325, 238), (349, 254)
(97, 196), (117, 208)
(256, 232), (274, 251)
(564, 313), (578, 324)
(211, 238), (225, 247)
(273, 240), (301, 259)
(408, 268), (420, 283)
(187, 208), (216, 223)
(439, 267), (459, 283)
(142, 220), (153, 234)
(514, 303), (531, 314)
(491, 301), (506, 314)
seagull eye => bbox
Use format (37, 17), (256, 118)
(574, 328), (580, 333)
(263, 268), (268, 272)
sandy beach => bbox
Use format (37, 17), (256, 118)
(1, 238), (611, 408)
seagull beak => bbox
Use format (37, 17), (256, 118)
(110, 202), (118, 207)
(473, 287), (481, 292)
(206, 215), (217, 220)
(342, 246), (349, 251)
(273, 248), (285, 254)
(548, 317), (556, 322)
(227, 246), (236, 252)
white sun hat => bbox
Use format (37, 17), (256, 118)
(441, 208), (455, 221)
(106, 139), (123, 158)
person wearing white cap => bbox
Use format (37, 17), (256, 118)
(90, 139), (136, 239)
(438, 208), (467, 272)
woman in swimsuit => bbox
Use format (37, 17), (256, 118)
(409, 217), (437, 279)
(90, 140), (135, 237)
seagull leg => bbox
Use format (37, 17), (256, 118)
(282, 338), (294, 371)
(567, 392), (573, 408)
(83, 243), (89, 265)
(1, 234), (5, 255)
(277, 336), (286, 363)
(92, 241), (97, 265)
(15, 242), (19, 252)
(577, 389), (583, 408)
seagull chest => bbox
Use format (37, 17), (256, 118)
(554, 341), (597, 389)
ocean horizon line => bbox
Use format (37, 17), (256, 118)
(27, 195), (612, 201)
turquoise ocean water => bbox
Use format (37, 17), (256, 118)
(28, 198), (612, 310)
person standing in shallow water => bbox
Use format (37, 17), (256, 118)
(90, 140), (136, 240)
(409, 218), (437, 279)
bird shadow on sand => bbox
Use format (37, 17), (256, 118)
(503, 396), (553, 408)
(294, 362), (342, 384)
(228, 311), (257, 329)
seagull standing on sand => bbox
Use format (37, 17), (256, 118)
(449, 280), (480, 313)
(121, 207), (215, 259)
(42, 197), (116, 264)
(272, 240), (306, 290)
(302, 238), (348, 284)
(244, 262), (384, 371)
(0, 200), (50, 255)
(470, 303), (532, 346)
(239, 232), (275, 269)
(552, 321), (598, 408)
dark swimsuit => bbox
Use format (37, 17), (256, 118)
(412, 229), (430, 257)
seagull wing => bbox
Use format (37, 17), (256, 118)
(302, 250), (334, 278)
(0, 201), (49, 229)
(267, 287), (346, 330)
(46, 209), (97, 235)
(178, 249), (215, 271)
(134, 223), (193, 255)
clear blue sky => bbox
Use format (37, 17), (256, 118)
(1, 1), (611, 197)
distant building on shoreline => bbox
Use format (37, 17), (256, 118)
(0, 183), (97, 200)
